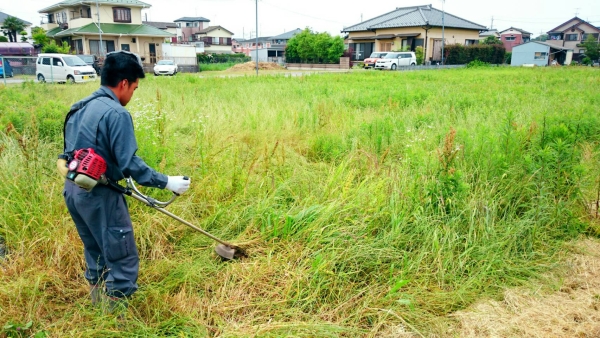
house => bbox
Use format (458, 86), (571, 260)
(479, 29), (499, 41)
(499, 27), (532, 52)
(233, 29), (301, 61)
(174, 17), (210, 43)
(38, 0), (173, 64)
(193, 26), (234, 54)
(545, 17), (600, 62)
(0, 12), (33, 42)
(143, 21), (178, 42)
(342, 4), (486, 63)
(511, 41), (573, 66)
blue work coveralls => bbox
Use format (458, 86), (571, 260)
(63, 86), (168, 298)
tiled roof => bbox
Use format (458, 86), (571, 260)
(0, 11), (32, 25)
(39, 0), (151, 13)
(143, 21), (177, 29)
(268, 28), (302, 40)
(195, 25), (233, 35)
(342, 4), (486, 32)
(174, 17), (210, 22)
(500, 27), (532, 35)
(51, 23), (173, 37)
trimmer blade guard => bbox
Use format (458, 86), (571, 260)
(215, 244), (247, 261)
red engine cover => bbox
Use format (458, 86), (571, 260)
(72, 148), (107, 180)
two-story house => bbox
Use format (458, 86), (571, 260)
(174, 17), (210, 43)
(233, 29), (301, 61)
(546, 17), (600, 62)
(342, 4), (486, 63)
(194, 26), (234, 54)
(143, 21), (178, 42)
(39, 0), (173, 64)
(0, 12), (33, 42)
(499, 27), (531, 52)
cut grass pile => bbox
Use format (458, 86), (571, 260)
(0, 67), (599, 336)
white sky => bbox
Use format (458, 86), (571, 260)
(2, 0), (600, 39)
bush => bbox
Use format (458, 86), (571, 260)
(197, 53), (250, 64)
(444, 44), (506, 65)
(415, 46), (424, 65)
(0, 36), (7, 42)
(42, 40), (70, 54)
(505, 52), (512, 64)
(466, 60), (490, 68)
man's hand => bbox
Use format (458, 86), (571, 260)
(166, 176), (191, 195)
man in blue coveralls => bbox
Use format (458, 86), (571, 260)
(62, 51), (191, 312)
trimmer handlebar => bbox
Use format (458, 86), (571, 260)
(125, 177), (178, 208)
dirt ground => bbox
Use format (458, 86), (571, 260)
(451, 238), (600, 338)
(227, 61), (284, 71)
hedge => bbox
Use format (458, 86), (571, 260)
(197, 53), (251, 64)
(444, 44), (506, 65)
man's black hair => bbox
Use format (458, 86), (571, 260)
(100, 52), (145, 87)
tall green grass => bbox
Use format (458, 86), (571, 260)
(0, 67), (599, 336)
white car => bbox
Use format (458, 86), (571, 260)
(375, 52), (417, 70)
(154, 60), (178, 76)
(36, 53), (97, 83)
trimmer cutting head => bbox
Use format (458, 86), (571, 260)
(215, 244), (247, 261)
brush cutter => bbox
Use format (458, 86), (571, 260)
(111, 177), (246, 260)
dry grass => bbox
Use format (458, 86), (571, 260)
(452, 238), (600, 338)
(227, 62), (284, 72)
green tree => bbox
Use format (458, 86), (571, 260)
(533, 34), (548, 42)
(42, 40), (71, 54)
(1, 16), (26, 43)
(581, 34), (600, 62)
(32, 27), (49, 47)
(482, 35), (502, 45)
(285, 28), (345, 64)
(415, 46), (424, 65)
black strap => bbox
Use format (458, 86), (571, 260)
(61, 92), (113, 154)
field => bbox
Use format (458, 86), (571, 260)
(1, 67), (600, 337)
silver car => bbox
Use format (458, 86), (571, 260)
(375, 52), (417, 70)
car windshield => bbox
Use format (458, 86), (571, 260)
(384, 53), (400, 59)
(78, 56), (94, 63)
(157, 60), (174, 65)
(370, 53), (387, 58)
(63, 57), (88, 67)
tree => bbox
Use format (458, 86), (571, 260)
(285, 28), (345, 63)
(482, 36), (502, 45)
(31, 27), (49, 48)
(42, 40), (71, 54)
(20, 31), (28, 42)
(533, 34), (548, 42)
(581, 34), (600, 62)
(1, 16), (26, 43)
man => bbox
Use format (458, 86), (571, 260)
(62, 51), (191, 311)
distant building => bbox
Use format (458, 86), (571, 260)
(499, 27), (532, 52)
(0, 11), (33, 43)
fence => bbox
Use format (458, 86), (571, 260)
(1, 56), (38, 85)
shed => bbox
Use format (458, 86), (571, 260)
(511, 41), (573, 66)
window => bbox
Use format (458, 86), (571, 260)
(55, 11), (67, 24)
(89, 40), (116, 55)
(177, 23), (181, 28)
(186, 22), (193, 27)
(47, 13), (55, 23)
(113, 7), (131, 23)
(579, 49), (585, 54)
(465, 39), (478, 46)
(505, 36), (516, 41)
(121, 44), (130, 51)
(380, 42), (392, 52)
(194, 22), (199, 27)
(52, 58), (63, 66)
(534, 52), (547, 60)
(549, 34), (563, 40)
(582, 33), (599, 41)
(566, 34), (578, 41)
(42, 58), (50, 65)
(212, 37), (219, 45)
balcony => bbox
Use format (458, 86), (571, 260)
(69, 17), (93, 29)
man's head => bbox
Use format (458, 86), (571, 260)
(101, 51), (145, 106)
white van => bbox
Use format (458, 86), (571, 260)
(374, 52), (417, 70)
(36, 54), (97, 83)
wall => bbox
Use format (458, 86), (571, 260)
(92, 5), (143, 25)
(500, 29), (524, 52)
(511, 43), (549, 66)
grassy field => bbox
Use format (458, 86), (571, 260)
(0, 67), (599, 337)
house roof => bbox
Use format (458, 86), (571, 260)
(499, 27), (532, 35)
(174, 17), (210, 23)
(39, 0), (151, 13)
(143, 21), (177, 29)
(342, 4), (486, 32)
(480, 29), (498, 37)
(0, 11), (32, 25)
(269, 28), (302, 40)
(48, 23), (174, 38)
(195, 25), (233, 35)
(514, 41), (573, 51)
(236, 36), (271, 43)
(547, 17), (600, 34)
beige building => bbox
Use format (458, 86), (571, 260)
(342, 4), (486, 64)
(192, 26), (234, 54)
(39, 0), (173, 64)
(545, 17), (600, 62)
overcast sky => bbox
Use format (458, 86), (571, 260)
(2, 0), (600, 39)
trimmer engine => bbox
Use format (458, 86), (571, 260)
(65, 148), (107, 191)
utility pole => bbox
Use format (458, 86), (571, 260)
(441, 0), (445, 65)
(96, 0), (103, 56)
(255, 0), (258, 75)
(491, 16), (494, 30)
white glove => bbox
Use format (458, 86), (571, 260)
(166, 176), (191, 195)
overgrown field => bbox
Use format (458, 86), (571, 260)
(1, 67), (599, 337)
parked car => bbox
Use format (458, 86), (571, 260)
(154, 60), (178, 76)
(375, 52), (417, 70)
(36, 53), (97, 83)
(0, 56), (14, 78)
(76, 54), (101, 75)
(363, 52), (388, 69)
